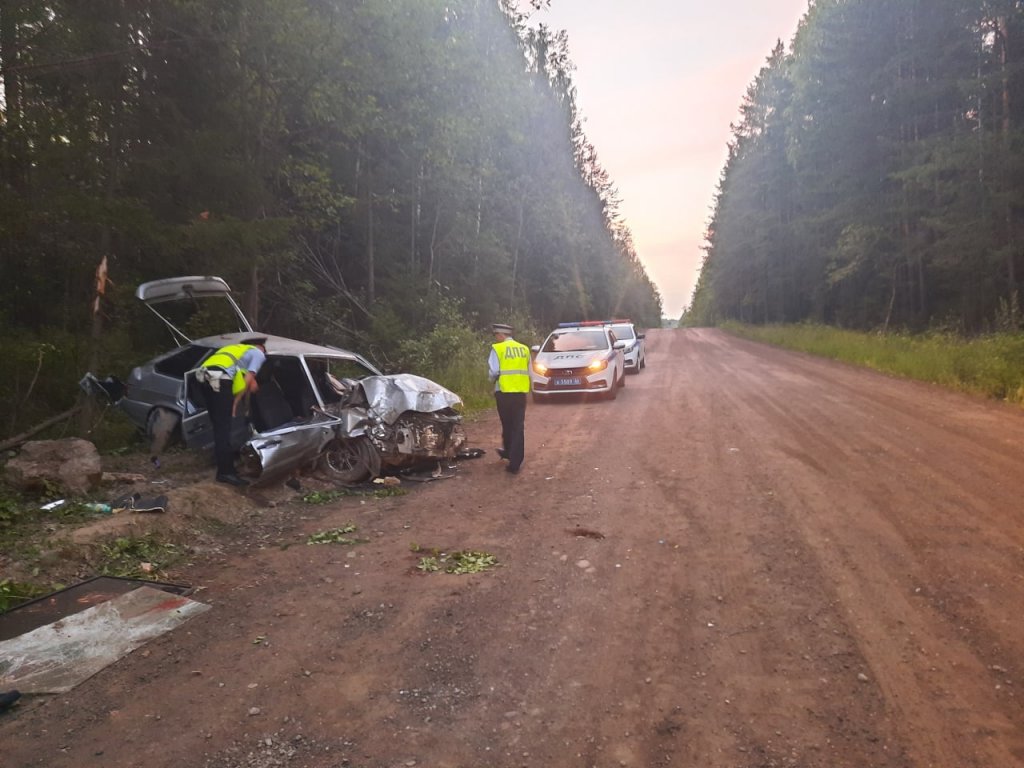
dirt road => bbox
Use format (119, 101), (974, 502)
(3, 328), (1024, 768)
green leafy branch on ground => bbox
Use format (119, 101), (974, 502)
(416, 549), (498, 575)
(307, 524), (365, 546)
(96, 535), (183, 579)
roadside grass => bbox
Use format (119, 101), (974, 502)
(0, 480), (110, 611)
(94, 534), (184, 579)
(724, 323), (1024, 404)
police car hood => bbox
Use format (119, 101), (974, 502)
(357, 374), (463, 424)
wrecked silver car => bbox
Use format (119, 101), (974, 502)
(85, 276), (467, 484)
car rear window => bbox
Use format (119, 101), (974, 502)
(541, 329), (609, 353)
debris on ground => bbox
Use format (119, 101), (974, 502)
(0, 585), (209, 694)
(0, 690), (21, 713)
(416, 549), (498, 575)
(306, 525), (364, 546)
(566, 527), (605, 539)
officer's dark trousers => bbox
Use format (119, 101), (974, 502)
(494, 391), (527, 471)
(201, 381), (236, 477)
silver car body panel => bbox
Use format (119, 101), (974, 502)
(244, 374), (465, 480)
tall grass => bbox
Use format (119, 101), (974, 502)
(724, 323), (1024, 405)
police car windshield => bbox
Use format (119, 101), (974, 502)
(542, 329), (609, 353)
(609, 324), (635, 340)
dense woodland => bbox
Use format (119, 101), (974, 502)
(690, 0), (1024, 334)
(0, 0), (661, 437)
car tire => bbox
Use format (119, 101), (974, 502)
(531, 392), (547, 404)
(146, 407), (181, 454)
(318, 437), (376, 484)
(640, 355), (646, 369)
(618, 367), (626, 388)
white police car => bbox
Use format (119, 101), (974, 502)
(607, 320), (646, 373)
(530, 322), (626, 401)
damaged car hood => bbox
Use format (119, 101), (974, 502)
(357, 374), (462, 423)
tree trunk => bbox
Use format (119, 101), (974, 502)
(428, 205), (442, 293)
(366, 184), (375, 306)
(509, 193), (526, 311)
(248, 263), (260, 328)
(0, 1), (26, 192)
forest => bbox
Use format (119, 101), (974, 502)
(0, 0), (662, 439)
(689, 0), (1024, 334)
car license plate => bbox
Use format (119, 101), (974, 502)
(554, 377), (581, 387)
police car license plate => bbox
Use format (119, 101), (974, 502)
(554, 377), (581, 387)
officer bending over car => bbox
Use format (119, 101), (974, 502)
(195, 337), (267, 487)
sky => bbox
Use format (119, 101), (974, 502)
(522, 0), (811, 318)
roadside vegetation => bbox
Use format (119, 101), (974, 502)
(725, 323), (1024, 405)
(0, 1), (661, 447)
(689, 3), (1024, 338)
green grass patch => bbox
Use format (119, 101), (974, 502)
(96, 534), (183, 579)
(724, 323), (1024, 404)
(0, 578), (52, 612)
(0, 481), (113, 553)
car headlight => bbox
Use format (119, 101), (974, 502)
(532, 361), (549, 375)
(587, 358), (608, 372)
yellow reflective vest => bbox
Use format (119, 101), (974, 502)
(492, 339), (531, 393)
(201, 343), (256, 396)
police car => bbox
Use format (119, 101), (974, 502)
(530, 322), (627, 401)
(607, 320), (646, 373)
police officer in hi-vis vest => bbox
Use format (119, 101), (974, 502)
(196, 336), (267, 486)
(488, 323), (530, 474)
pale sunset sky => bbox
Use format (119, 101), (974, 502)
(523, 1), (811, 318)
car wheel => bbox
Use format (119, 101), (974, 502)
(531, 392), (547, 404)
(146, 407), (181, 454)
(640, 355), (646, 369)
(618, 367), (626, 388)
(318, 437), (376, 484)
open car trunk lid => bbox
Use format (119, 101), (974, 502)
(136, 276), (253, 346)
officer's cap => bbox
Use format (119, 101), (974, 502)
(491, 323), (513, 334)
